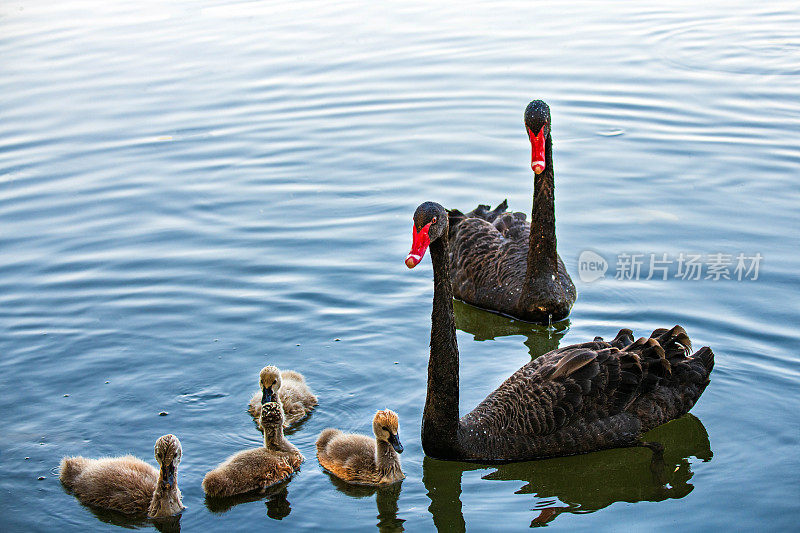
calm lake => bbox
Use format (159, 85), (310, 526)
(1, 1), (798, 531)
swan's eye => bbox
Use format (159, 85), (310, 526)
(431, 217), (437, 224)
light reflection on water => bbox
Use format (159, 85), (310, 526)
(1, 0), (798, 531)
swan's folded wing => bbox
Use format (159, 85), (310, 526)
(448, 218), (530, 302)
(458, 327), (712, 459)
(477, 327), (706, 435)
(464, 339), (649, 439)
(491, 212), (528, 242)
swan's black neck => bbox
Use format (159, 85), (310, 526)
(525, 134), (558, 282)
(422, 236), (461, 458)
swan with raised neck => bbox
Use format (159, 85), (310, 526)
(444, 100), (576, 323)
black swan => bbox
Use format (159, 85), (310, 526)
(405, 201), (714, 462)
(433, 100), (575, 323)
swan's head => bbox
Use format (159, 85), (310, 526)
(524, 100), (551, 175)
(373, 409), (403, 453)
(259, 366), (282, 404)
(259, 401), (284, 430)
(405, 202), (448, 268)
(154, 434), (182, 490)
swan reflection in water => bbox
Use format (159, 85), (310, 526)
(321, 471), (406, 532)
(66, 504), (182, 533)
(203, 477), (293, 520)
(423, 413), (712, 529)
(453, 300), (569, 357)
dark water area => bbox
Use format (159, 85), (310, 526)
(1, 1), (798, 531)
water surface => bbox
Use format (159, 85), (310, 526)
(1, 1), (799, 531)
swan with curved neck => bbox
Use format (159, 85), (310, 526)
(440, 100), (576, 323)
(406, 201), (714, 462)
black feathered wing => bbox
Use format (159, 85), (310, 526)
(447, 201), (574, 321)
(447, 202), (532, 307)
(457, 327), (713, 461)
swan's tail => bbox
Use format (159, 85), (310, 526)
(691, 347), (715, 375)
(613, 325), (713, 413)
(650, 325), (713, 384)
(650, 326), (692, 357)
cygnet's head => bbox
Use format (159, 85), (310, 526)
(154, 434), (182, 489)
(259, 366), (282, 404)
(372, 409), (403, 453)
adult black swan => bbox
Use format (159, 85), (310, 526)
(405, 201), (714, 462)
(433, 100), (575, 323)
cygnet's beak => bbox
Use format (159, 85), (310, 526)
(261, 385), (275, 404)
(160, 462), (176, 490)
(388, 432), (404, 454)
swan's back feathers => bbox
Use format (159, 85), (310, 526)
(447, 208), (467, 236)
(611, 328), (634, 349)
(448, 199), (509, 231)
(281, 370), (306, 383)
(451, 201), (529, 237)
(278, 371), (318, 423)
(448, 208), (531, 300)
(459, 327), (714, 459)
(547, 349), (596, 380)
(472, 200), (509, 221)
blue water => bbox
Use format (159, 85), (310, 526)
(1, 1), (798, 531)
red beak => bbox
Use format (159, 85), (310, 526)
(405, 222), (432, 268)
(528, 125), (546, 174)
